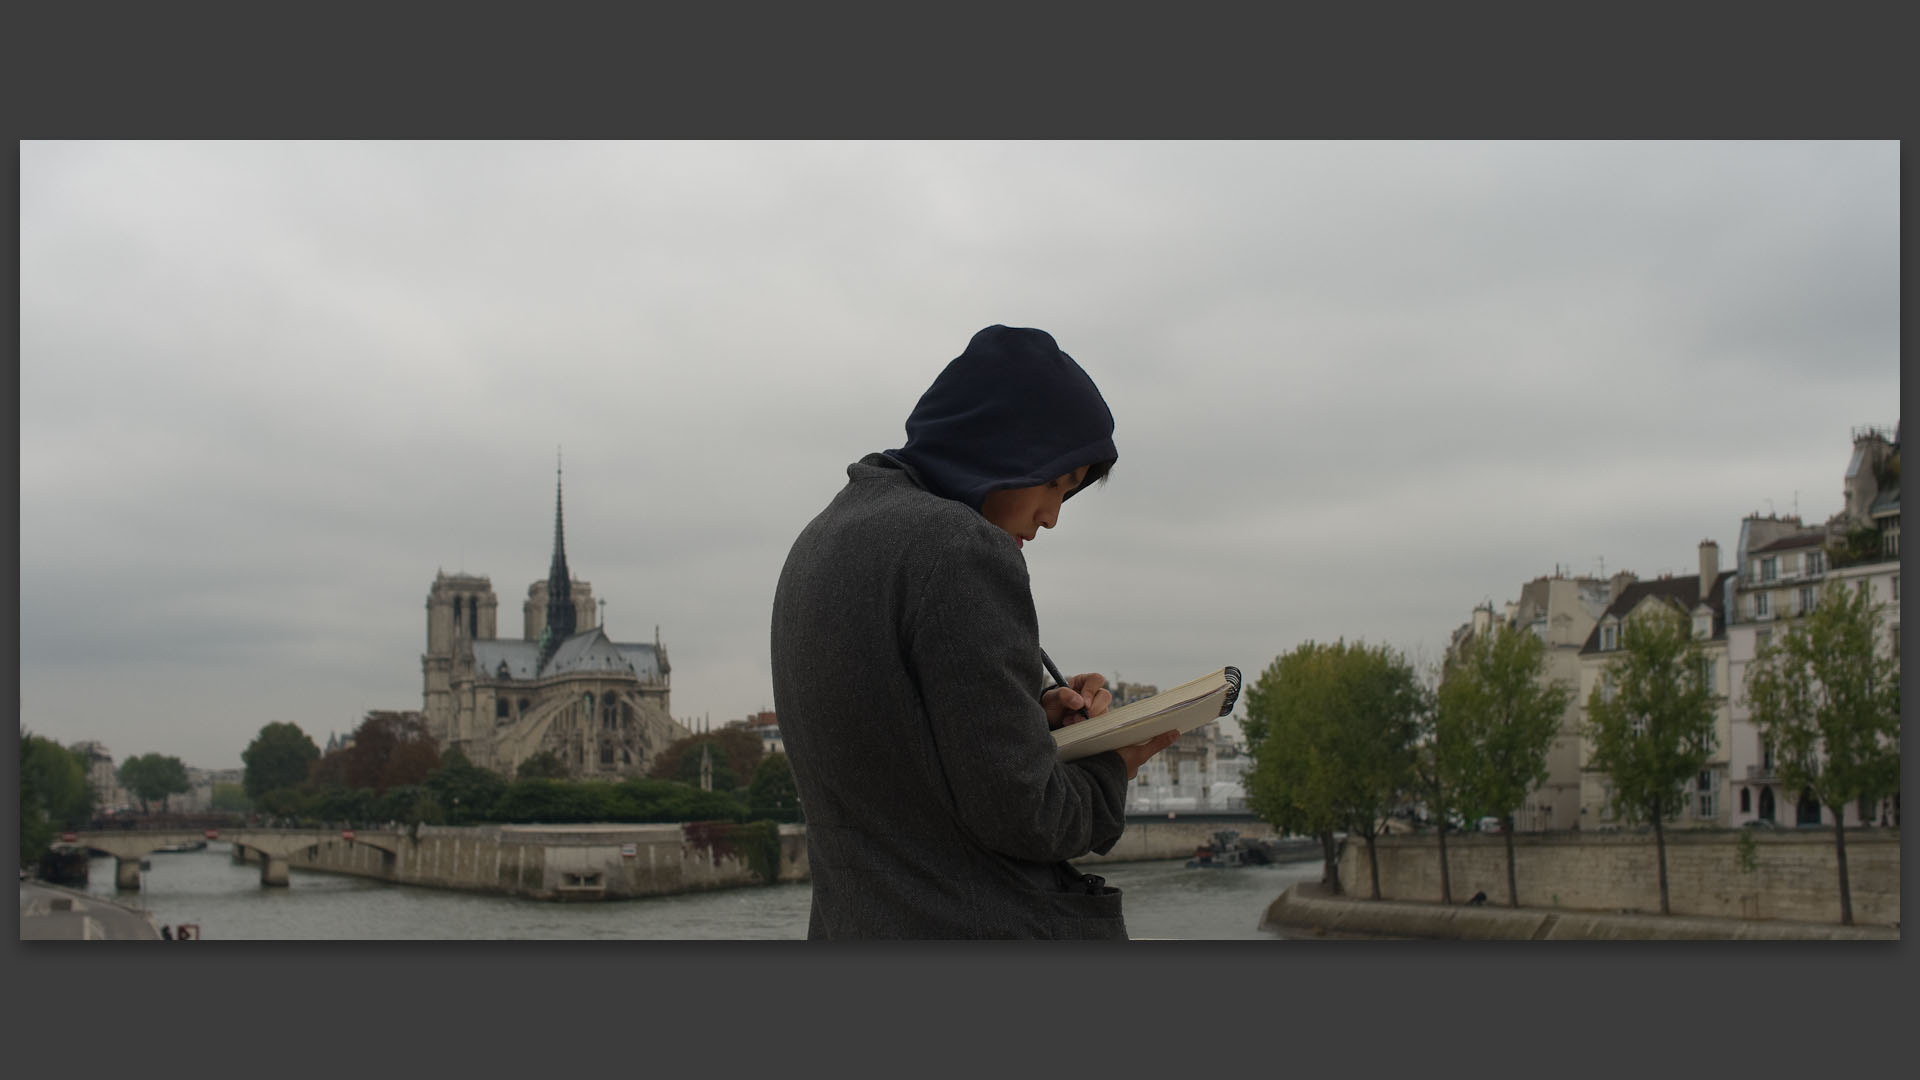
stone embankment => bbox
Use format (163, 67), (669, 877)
(272, 818), (1288, 899)
(1260, 882), (1898, 940)
(273, 822), (809, 900)
(1334, 829), (1900, 926)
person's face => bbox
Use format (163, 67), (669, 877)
(979, 466), (1089, 548)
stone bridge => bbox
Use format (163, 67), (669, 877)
(73, 828), (405, 889)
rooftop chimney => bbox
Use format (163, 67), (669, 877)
(1698, 539), (1719, 604)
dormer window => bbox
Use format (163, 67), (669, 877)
(1693, 613), (1711, 639)
(1761, 556), (1778, 582)
(1806, 550), (1824, 575)
(1600, 623), (1618, 651)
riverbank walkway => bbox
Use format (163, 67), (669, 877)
(19, 878), (163, 940)
(1261, 881), (1898, 940)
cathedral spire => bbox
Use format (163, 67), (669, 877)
(541, 448), (576, 666)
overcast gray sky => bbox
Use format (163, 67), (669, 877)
(19, 141), (1899, 771)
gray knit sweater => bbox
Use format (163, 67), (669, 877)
(770, 453), (1131, 939)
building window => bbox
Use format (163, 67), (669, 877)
(1600, 624), (1617, 650)
(1740, 788), (1751, 813)
(1697, 770), (1716, 819)
(496, 699), (510, 719)
(1761, 557), (1777, 582)
(1695, 658), (1715, 692)
(1755, 592), (1770, 618)
(1693, 613), (1711, 639)
(1858, 794), (1873, 824)
(1806, 550), (1824, 575)
(1799, 586), (1816, 614)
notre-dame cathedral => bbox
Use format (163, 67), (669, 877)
(420, 466), (691, 780)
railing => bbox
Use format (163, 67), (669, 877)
(85, 813), (247, 832)
(1746, 765), (1776, 781)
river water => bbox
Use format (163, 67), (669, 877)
(79, 845), (1320, 940)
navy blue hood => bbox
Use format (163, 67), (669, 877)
(885, 325), (1117, 510)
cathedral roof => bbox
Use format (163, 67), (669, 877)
(471, 627), (664, 682)
(472, 640), (543, 680)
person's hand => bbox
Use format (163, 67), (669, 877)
(1042, 672), (1112, 729)
(1114, 729), (1180, 780)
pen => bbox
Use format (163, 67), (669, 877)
(1039, 648), (1090, 721)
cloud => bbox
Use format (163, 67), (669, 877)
(18, 140), (1899, 768)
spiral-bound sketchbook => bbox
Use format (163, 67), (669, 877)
(1053, 666), (1242, 762)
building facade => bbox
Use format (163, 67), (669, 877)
(1445, 571), (1623, 831)
(416, 468), (691, 780)
(1576, 543), (1737, 830)
(1724, 424), (1900, 828)
(68, 740), (128, 814)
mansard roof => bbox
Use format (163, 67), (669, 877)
(1579, 570), (1734, 655)
(1751, 531), (1828, 554)
(1869, 483), (1900, 519)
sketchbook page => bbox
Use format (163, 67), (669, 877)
(1052, 668), (1233, 761)
(1054, 686), (1229, 761)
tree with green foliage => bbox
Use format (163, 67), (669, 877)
(516, 749), (571, 780)
(426, 749), (509, 824)
(241, 721), (320, 801)
(211, 782), (252, 813)
(1583, 605), (1716, 915)
(1244, 639), (1424, 897)
(1745, 579), (1900, 926)
(117, 753), (192, 814)
(676, 742), (738, 792)
(1436, 623), (1573, 907)
(372, 784), (445, 826)
(649, 729), (764, 794)
(747, 752), (802, 822)
(1410, 675), (1464, 904)
(19, 731), (94, 868)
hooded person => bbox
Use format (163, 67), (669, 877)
(769, 325), (1178, 940)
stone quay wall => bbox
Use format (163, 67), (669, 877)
(1080, 818), (1289, 864)
(277, 817), (1282, 898)
(1336, 829), (1900, 926)
(285, 822), (809, 901)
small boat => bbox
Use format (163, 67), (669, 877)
(38, 843), (91, 885)
(1187, 830), (1252, 869)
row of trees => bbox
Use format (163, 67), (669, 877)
(116, 752), (192, 813)
(19, 733), (206, 868)
(1242, 579), (1899, 924)
(239, 712), (801, 829)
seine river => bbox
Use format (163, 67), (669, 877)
(80, 844), (1319, 940)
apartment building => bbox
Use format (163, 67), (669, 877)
(1724, 424), (1900, 828)
(1444, 571), (1623, 830)
(1575, 541), (1736, 829)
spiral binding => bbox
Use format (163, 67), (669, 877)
(1219, 666), (1242, 716)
